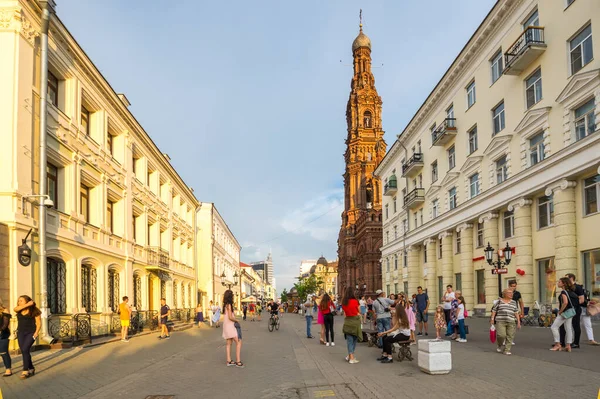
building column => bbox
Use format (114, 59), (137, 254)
(424, 238), (437, 304)
(508, 198), (533, 309)
(457, 223), (474, 312)
(440, 231), (453, 290)
(407, 245), (419, 296)
(545, 179), (577, 276)
(479, 212), (499, 306)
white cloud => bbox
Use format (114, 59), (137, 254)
(280, 189), (343, 241)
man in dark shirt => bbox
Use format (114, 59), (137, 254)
(415, 286), (430, 336)
(159, 298), (171, 339)
(560, 274), (584, 348)
(508, 280), (523, 346)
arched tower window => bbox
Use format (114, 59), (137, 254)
(364, 111), (372, 128)
(81, 264), (97, 312)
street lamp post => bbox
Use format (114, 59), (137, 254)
(221, 271), (239, 290)
(484, 242), (513, 298)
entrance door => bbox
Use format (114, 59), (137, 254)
(148, 277), (155, 311)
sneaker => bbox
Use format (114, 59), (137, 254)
(158, 336), (164, 339)
(511, 341), (516, 346)
(344, 356), (349, 362)
(504, 351), (512, 356)
(417, 332), (423, 336)
(349, 359), (360, 364)
(326, 343), (330, 347)
(376, 356), (387, 361)
(307, 336), (314, 339)
(165, 335), (171, 339)
(121, 339), (129, 343)
(425, 332), (428, 336)
(496, 347), (503, 353)
(571, 344), (580, 349)
(331, 342), (335, 347)
(380, 358), (393, 364)
(457, 339), (467, 343)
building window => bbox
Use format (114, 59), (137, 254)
(476, 270), (486, 304)
(492, 101), (505, 135)
(503, 210), (514, 239)
(584, 174), (600, 216)
(570, 24), (593, 74)
(108, 269), (120, 313)
(364, 111), (372, 128)
(48, 258), (66, 314)
(132, 215), (138, 241)
(477, 222), (484, 248)
(387, 285), (391, 295)
(81, 106), (90, 135)
(469, 173), (480, 198)
(48, 72), (59, 107)
(417, 140), (422, 153)
(386, 258), (390, 272)
(418, 174), (423, 188)
(413, 212), (418, 228)
(447, 104), (454, 120)
(393, 225), (398, 240)
(468, 126), (478, 154)
(81, 264), (97, 312)
(133, 273), (142, 309)
(529, 132), (545, 165)
(431, 161), (438, 183)
(538, 195), (554, 229)
(438, 238), (443, 259)
(424, 245), (428, 263)
(385, 231), (389, 244)
(438, 277), (444, 301)
(393, 283), (398, 295)
(394, 255), (398, 270)
(525, 69), (542, 109)
(496, 156), (508, 184)
(490, 50), (503, 83)
(575, 98), (596, 141)
(385, 204), (389, 219)
(80, 184), (90, 223)
(538, 258), (556, 303)
(402, 188), (407, 206)
(107, 200), (114, 233)
(403, 251), (408, 268)
(420, 210), (424, 225)
(524, 9), (539, 28)
(402, 219), (408, 234)
(393, 196), (397, 213)
(448, 146), (456, 170)
(449, 187), (457, 210)
(466, 81), (476, 108)
(456, 231), (461, 254)
(432, 199), (439, 219)
(583, 249), (600, 298)
(47, 164), (58, 209)
(455, 273), (462, 292)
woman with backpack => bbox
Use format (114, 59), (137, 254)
(550, 277), (577, 352)
(320, 293), (335, 346)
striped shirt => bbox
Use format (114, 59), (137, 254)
(491, 300), (518, 323)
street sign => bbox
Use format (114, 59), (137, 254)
(491, 268), (508, 275)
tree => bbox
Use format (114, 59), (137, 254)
(293, 274), (324, 302)
(280, 289), (288, 303)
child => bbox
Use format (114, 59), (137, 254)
(434, 305), (445, 339)
(406, 300), (417, 344)
(456, 296), (467, 343)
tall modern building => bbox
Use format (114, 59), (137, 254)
(375, 0), (600, 314)
(250, 252), (274, 285)
(337, 20), (387, 296)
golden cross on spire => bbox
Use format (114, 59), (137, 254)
(359, 9), (363, 30)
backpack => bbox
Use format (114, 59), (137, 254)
(583, 287), (591, 307)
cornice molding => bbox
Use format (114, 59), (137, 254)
(478, 212), (498, 223)
(456, 223), (473, 233)
(423, 238), (436, 246)
(438, 231), (452, 240)
(507, 198), (532, 212)
(545, 179), (576, 196)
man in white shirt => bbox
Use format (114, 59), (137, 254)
(373, 290), (395, 348)
(442, 285), (455, 325)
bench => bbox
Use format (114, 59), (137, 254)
(362, 328), (379, 347)
(393, 341), (413, 362)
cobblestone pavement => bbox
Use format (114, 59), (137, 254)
(0, 314), (599, 399)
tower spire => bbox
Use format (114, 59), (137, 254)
(359, 9), (363, 31)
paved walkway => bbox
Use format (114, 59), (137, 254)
(0, 314), (599, 398)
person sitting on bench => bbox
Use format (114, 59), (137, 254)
(376, 305), (411, 364)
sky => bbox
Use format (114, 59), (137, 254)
(55, 0), (496, 294)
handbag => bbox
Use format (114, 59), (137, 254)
(489, 325), (496, 343)
(587, 300), (600, 316)
(561, 290), (576, 319)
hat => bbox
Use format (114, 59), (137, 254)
(375, 289), (383, 295)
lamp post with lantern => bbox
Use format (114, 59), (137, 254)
(484, 242), (513, 298)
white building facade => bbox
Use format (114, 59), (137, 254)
(376, 0), (600, 315)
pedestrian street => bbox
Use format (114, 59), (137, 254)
(1, 312), (598, 399)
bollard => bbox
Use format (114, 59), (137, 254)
(417, 339), (452, 375)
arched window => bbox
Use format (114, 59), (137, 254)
(108, 269), (120, 313)
(173, 282), (178, 308)
(160, 279), (166, 300)
(81, 264), (97, 312)
(180, 283), (185, 308)
(133, 273), (142, 309)
(364, 111), (372, 128)
(48, 258), (66, 314)
(188, 283), (192, 308)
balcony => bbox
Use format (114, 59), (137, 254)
(403, 188), (425, 210)
(383, 175), (398, 196)
(504, 27), (546, 75)
(146, 247), (170, 270)
(402, 153), (424, 178)
(431, 118), (457, 146)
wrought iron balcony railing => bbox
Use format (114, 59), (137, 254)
(146, 246), (170, 269)
(431, 118), (457, 146)
(403, 187), (425, 209)
(402, 153), (424, 177)
(383, 176), (398, 196)
(504, 27), (546, 75)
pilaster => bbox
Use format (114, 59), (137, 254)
(508, 198), (533, 308)
(407, 245), (420, 297)
(479, 212), (499, 305)
(545, 179), (577, 276)
(424, 238), (437, 303)
(439, 231), (453, 291)
(457, 223), (474, 311)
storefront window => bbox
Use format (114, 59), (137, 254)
(476, 270), (485, 304)
(583, 249), (600, 296)
(538, 258), (556, 304)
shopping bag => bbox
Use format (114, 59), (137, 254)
(489, 325), (496, 343)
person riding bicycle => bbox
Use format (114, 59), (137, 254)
(268, 300), (280, 320)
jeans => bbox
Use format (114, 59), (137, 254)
(382, 333), (409, 355)
(551, 314), (573, 345)
(305, 316), (313, 337)
(324, 313), (334, 343)
(346, 334), (358, 355)
(580, 308), (595, 341)
(457, 319), (466, 340)
(376, 317), (391, 347)
(496, 321), (516, 352)
(17, 332), (35, 371)
(443, 308), (451, 325)
(559, 307), (581, 346)
(0, 337), (11, 370)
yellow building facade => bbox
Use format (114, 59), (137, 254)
(375, 0), (600, 314)
(309, 257), (338, 297)
(0, 0), (198, 339)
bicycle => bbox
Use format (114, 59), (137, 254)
(268, 313), (280, 332)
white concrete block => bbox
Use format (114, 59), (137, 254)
(418, 351), (452, 375)
(418, 339), (451, 353)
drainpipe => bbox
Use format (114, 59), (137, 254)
(397, 137), (411, 273)
(38, 0), (56, 345)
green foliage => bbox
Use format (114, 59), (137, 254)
(280, 289), (288, 303)
(293, 274), (324, 302)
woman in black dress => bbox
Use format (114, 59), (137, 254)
(0, 303), (12, 376)
(13, 295), (41, 379)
